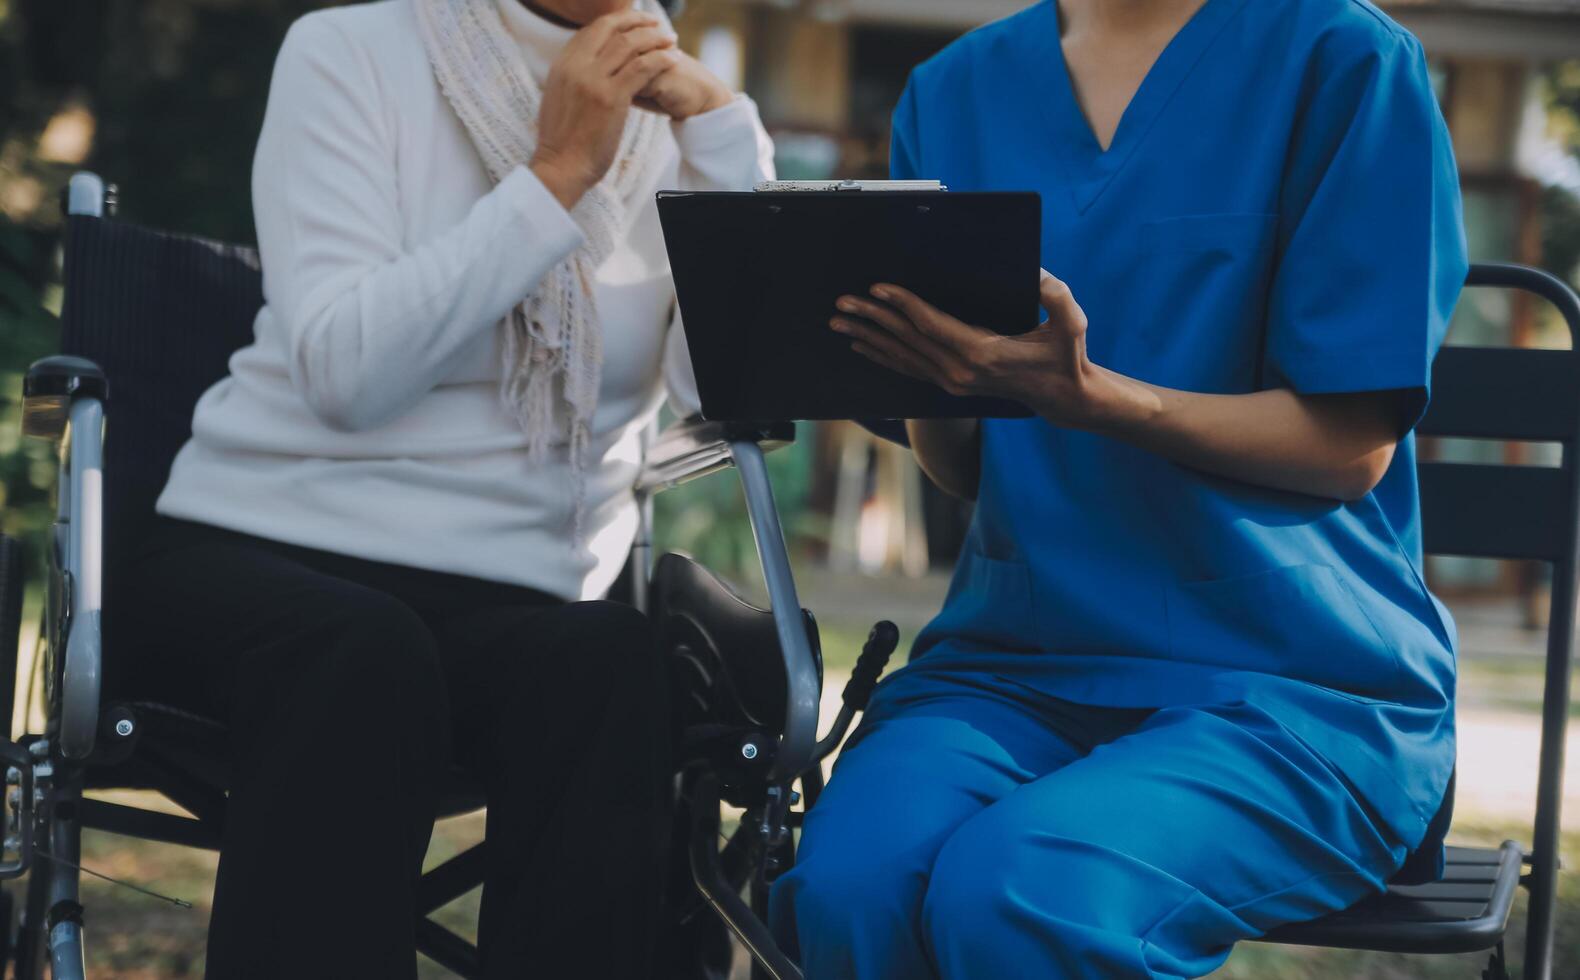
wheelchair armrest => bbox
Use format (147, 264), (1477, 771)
(726, 439), (820, 784)
(22, 356), (108, 443)
(636, 417), (795, 496)
(633, 417), (813, 781)
(23, 357), (107, 761)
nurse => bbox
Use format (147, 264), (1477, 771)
(769, 1), (1465, 978)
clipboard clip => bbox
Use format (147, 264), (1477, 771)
(752, 179), (948, 193)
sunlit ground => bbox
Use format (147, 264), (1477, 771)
(3, 574), (1575, 979)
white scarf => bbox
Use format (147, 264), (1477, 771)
(416, 0), (667, 535)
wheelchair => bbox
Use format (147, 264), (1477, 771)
(0, 170), (1575, 980)
(0, 171), (897, 980)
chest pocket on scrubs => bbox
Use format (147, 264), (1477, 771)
(1165, 562), (1409, 700)
(1125, 214), (1278, 392)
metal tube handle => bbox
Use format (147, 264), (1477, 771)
(58, 399), (104, 761)
(730, 440), (820, 783)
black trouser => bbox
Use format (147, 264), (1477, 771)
(111, 518), (672, 980)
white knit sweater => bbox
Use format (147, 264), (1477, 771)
(157, 0), (775, 599)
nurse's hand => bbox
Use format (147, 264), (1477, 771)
(834, 272), (1408, 502)
(831, 270), (1139, 429)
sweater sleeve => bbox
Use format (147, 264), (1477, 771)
(252, 14), (585, 432)
(659, 95), (776, 416)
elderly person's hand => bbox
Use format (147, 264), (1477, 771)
(531, 9), (678, 208)
(635, 50), (734, 120)
(830, 270), (1123, 429)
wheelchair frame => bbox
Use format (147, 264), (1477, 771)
(0, 172), (854, 980)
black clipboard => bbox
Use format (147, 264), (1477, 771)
(657, 189), (1042, 422)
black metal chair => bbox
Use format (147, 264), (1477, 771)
(1255, 263), (1580, 980)
(0, 172), (892, 980)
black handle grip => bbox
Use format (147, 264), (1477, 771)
(842, 620), (899, 711)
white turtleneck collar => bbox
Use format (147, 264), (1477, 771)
(494, 0), (577, 81)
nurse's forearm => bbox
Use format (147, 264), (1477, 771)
(905, 418), (982, 501)
(827, 281), (1400, 501)
(1076, 369), (1402, 502)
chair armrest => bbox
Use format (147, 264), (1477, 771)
(22, 356), (108, 443)
(636, 416), (795, 496)
(726, 439), (820, 784)
(635, 418), (813, 781)
(22, 356), (107, 761)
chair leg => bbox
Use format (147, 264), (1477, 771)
(1482, 940), (1510, 980)
(43, 776), (87, 980)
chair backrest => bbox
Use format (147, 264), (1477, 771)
(1417, 262), (1580, 972)
(58, 213), (263, 572)
(1417, 266), (1580, 563)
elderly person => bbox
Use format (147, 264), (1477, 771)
(772, 1), (1465, 977)
(114, 0), (772, 977)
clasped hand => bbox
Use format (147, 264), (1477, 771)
(531, 10), (733, 209)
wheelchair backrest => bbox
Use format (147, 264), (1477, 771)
(58, 214), (262, 573)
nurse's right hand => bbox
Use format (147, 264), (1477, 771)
(839, 271), (1406, 503)
(832, 270), (1120, 430)
(531, 10), (678, 210)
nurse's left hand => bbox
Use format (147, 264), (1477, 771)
(831, 270), (1126, 429)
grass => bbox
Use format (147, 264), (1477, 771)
(1, 597), (1571, 978)
(20, 815), (1570, 979)
(5, 806), (492, 979)
(1458, 657), (1580, 718)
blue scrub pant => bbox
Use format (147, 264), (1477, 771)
(769, 670), (1409, 979)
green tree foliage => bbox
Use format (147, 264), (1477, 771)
(1542, 62), (1580, 288)
(7, 0), (352, 241)
(0, 1), (347, 562)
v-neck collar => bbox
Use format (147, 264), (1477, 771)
(1029, 0), (1249, 214)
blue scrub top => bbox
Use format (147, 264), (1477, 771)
(896, 0), (1467, 850)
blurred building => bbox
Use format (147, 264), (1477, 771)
(676, 0), (1580, 311)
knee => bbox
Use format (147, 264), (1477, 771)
(923, 805), (1103, 949)
(547, 600), (662, 696)
(556, 600), (653, 661)
(231, 589), (446, 770)
(923, 806), (1210, 979)
(773, 844), (921, 945)
(771, 844), (936, 978)
(316, 590), (442, 697)
(921, 812), (1017, 941)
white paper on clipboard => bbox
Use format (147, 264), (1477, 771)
(753, 179), (947, 193)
